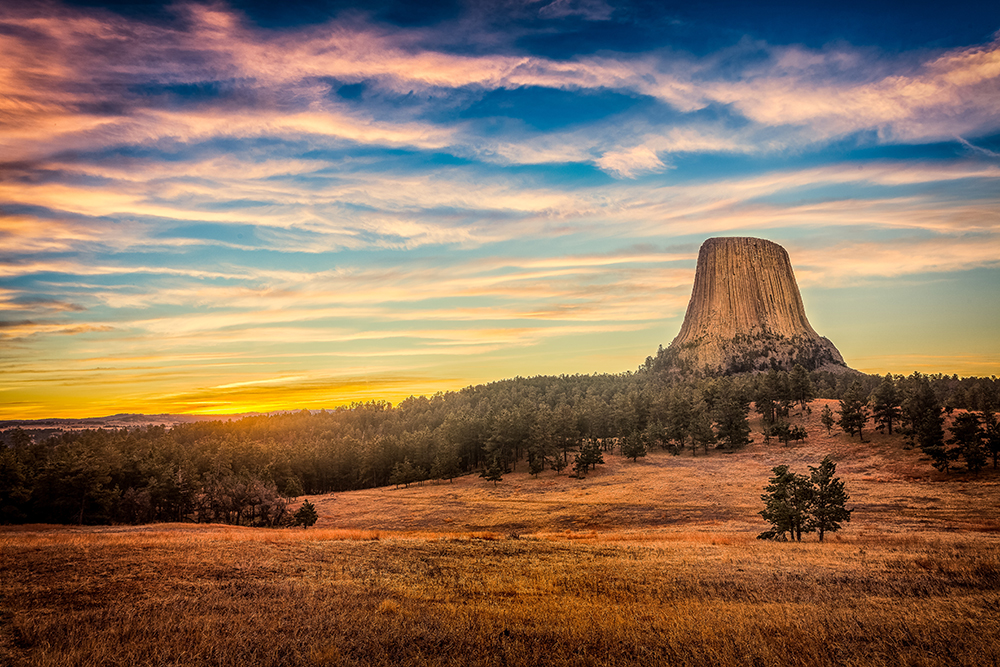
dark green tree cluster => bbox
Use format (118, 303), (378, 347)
(790, 371), (999, 410)
(572, 439), (605, 477)
(826, 372), (1000, 475)
(753, 367), (812, 446)
(758, 456), (852, 542)
(620, 432), (647, 462)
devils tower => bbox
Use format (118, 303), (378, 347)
(658, 237), (848, 375)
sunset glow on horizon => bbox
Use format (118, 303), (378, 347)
(2, 1), (999, 419)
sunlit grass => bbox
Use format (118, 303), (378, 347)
(2, 400), (999, 665)
(2, 526), (999, 666)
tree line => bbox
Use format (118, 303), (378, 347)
(832, 373), (1000, 474)
(1, 367), (997, 525)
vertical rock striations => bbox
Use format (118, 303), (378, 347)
(659, 237), (848, 375)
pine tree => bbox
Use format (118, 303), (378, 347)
(869, 374), (902, 435)
(771, 420), (793, 446)
(279, 476), (304, 498)
(754, 379), (777, 427)
(984, 410), (1000, 469)
(820, 404), (835, 435)
(838, 381), (869, 441)
(620, 432), (647, 462)
(714, 388), (751, 450)
(790, 364), (815, 411)
(948, 412), (986, 474)
(642, 420), (668, 451)
(758, 465), (813, 541)
(759, 457), (852, 542)
(293, 499), (318, 528)
(482, 457), (504, 486)
(902, 374), (947, 470)
(689, 404), (717, 456)
(789, 425), (808, 443)
(767, 369), (794, 419)
(528, 453), (545, 477)
(389, 458), (417, 488)
(430, 451), (461, 483)
(579, 439), (604, 472)
(665, 390), (694, 453)
(807, 456), (852, 541)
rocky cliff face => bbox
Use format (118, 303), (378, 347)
(659, 237), (848, 375)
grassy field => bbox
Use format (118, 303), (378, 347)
(2, 401), (999, 666)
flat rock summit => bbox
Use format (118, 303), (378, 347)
(657, 237), (849, 375)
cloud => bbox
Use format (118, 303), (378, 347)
(595, 145), (667, 178)
(2, 3), (998, 173)
(0, 258), (249, 281)
(0, 320), (114, 341)
(698, 38), (1000, 145)
(792, 235), (1000, 286)
(536, 0), (614, 21)
(957, 136), (1000, 159)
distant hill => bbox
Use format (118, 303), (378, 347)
(0, 412), (264, 433)
(298, 399), (998, 537)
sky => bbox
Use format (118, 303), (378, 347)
(1, 0), (999, 418)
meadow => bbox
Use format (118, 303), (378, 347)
(2, 401), (999, 666)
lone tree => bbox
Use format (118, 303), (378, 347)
(759, 457), (852, 542)
(758, 465), (813, 541)
(294, 499), (318, 529)
(807, 456), (852, 542)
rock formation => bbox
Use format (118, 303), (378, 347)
(658, 237), (848, 375)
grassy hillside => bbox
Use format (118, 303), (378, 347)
(305, 399), (1000, 537)
(2, 400), (999, 666)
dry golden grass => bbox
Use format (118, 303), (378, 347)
(3, 526), (999, 666)
(2, 400), (999, 666)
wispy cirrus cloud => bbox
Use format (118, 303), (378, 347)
(792, 235), (1000, 286)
